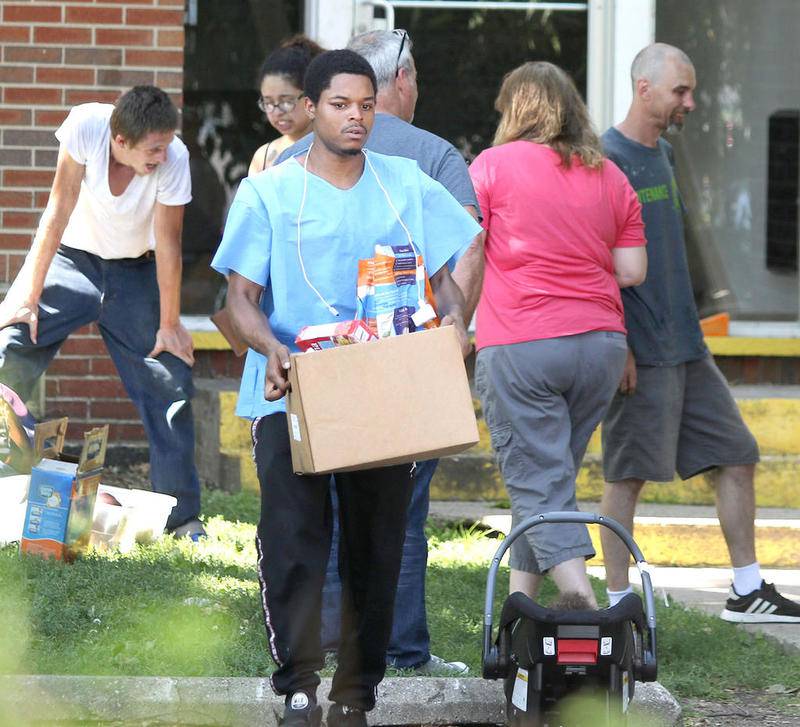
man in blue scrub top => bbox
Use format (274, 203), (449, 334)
(276, 30), (482, 676)
(212, 50), (481, 727)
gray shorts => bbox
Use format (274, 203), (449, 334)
(475, 331), (627, 574)
(602, 354), (760, 482)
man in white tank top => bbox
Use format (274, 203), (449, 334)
(0, 86), (203, 538)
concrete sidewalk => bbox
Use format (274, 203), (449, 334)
(596, 565), (800, 653)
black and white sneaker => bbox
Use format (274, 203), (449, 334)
(720, 581), (800, 623)
(327, 703), (368, 727)
(279, 691), (322, 727)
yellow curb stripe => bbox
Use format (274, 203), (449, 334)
(705, 336), (800, 357)
(478, 516), (800, 568)
(192, 331), (800, 356)
(585, 523), (800, 569)
(191, 330), (230, 350)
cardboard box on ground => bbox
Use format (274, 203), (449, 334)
(286, 326), (479, 474)
(20, 419), (109, 562)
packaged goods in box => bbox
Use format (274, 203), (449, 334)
(286, 326), (478, 474)
(296, 320), (378, 351)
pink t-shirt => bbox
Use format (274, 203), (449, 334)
(469, 141), (646, 351)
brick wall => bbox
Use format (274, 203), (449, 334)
(193, 350), (245, 381)
(0, 0), (185, 449)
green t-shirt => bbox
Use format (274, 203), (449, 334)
(602, 127), (707, 366)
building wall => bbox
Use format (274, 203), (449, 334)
(0, 0), (185, 447)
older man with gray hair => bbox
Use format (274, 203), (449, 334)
(276, 29), (483, 675)
(599, 43), (800, 623)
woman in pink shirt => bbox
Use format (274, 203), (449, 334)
(470, 62), (647, 608)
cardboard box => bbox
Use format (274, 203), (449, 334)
(20, 423), (109, 561)
(286, 326), (479, 474)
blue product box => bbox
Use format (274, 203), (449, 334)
(20, 423), (108, 561)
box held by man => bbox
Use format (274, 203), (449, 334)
(287, 326), (478, 474)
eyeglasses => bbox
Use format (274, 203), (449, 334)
(392, 29), (409, 77)
(258, 94), (304, 114)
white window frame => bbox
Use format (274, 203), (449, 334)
(307, 0), (654, 129)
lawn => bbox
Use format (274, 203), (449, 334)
(1, 486), (798, 705)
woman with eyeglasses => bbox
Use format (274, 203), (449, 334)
(248, 35), (324, 177)
(469, 62), (647, 608)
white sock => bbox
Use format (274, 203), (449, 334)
(732, 562), (762, 596)
(607, 585), (634, 607)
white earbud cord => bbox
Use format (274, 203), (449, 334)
(361, 150), (425, 304)
(295, 145), (425, 316)
(296, 141), (340, 317)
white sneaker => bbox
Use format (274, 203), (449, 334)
(413, 654), (469, 676)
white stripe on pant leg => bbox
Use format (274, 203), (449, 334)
(250, 421), (282, 668)
(255, 532), (283, 667)
(251, 416), (263, 462)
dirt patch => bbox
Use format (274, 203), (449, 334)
(682, 689), (800, 726)
(101, 462), (150, 489)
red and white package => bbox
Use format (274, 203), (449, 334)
(295, 320), (378, 352)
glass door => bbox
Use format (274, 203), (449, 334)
(357, 1), (589, 159)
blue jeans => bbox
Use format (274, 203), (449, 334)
(0, 246), (200, 530)
(322, 457), (437, 668)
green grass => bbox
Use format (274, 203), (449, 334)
(1, 489), (798, 703)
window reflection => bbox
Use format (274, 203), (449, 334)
(657, 0), (799, 320)
(181, 0), (302, 314)
(395, 6), (588, 160)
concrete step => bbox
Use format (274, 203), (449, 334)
(0, 675), (681, 726)
(194, 380), (800, 509)
(429, 501), (800, 569)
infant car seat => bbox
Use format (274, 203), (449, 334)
(481, 512), (658, 727)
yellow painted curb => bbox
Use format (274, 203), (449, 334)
(477, 517), (800, 569)
(209, 382), (800, 504)
(429, 454), (800, 508)
(191, 330), (230, 350)
(736, 398), (800, 454)
(473, 396), (800, 457)
(585, 523), (800, 568)
(218, 391), (252, 450)
(705, 336), (800, 357)
(192, 331), (800, 356)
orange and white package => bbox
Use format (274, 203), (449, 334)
(356, 244), (438, 338)
(295, 320), (378, 351)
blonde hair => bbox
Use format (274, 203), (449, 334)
(493, 61), (603, 169)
